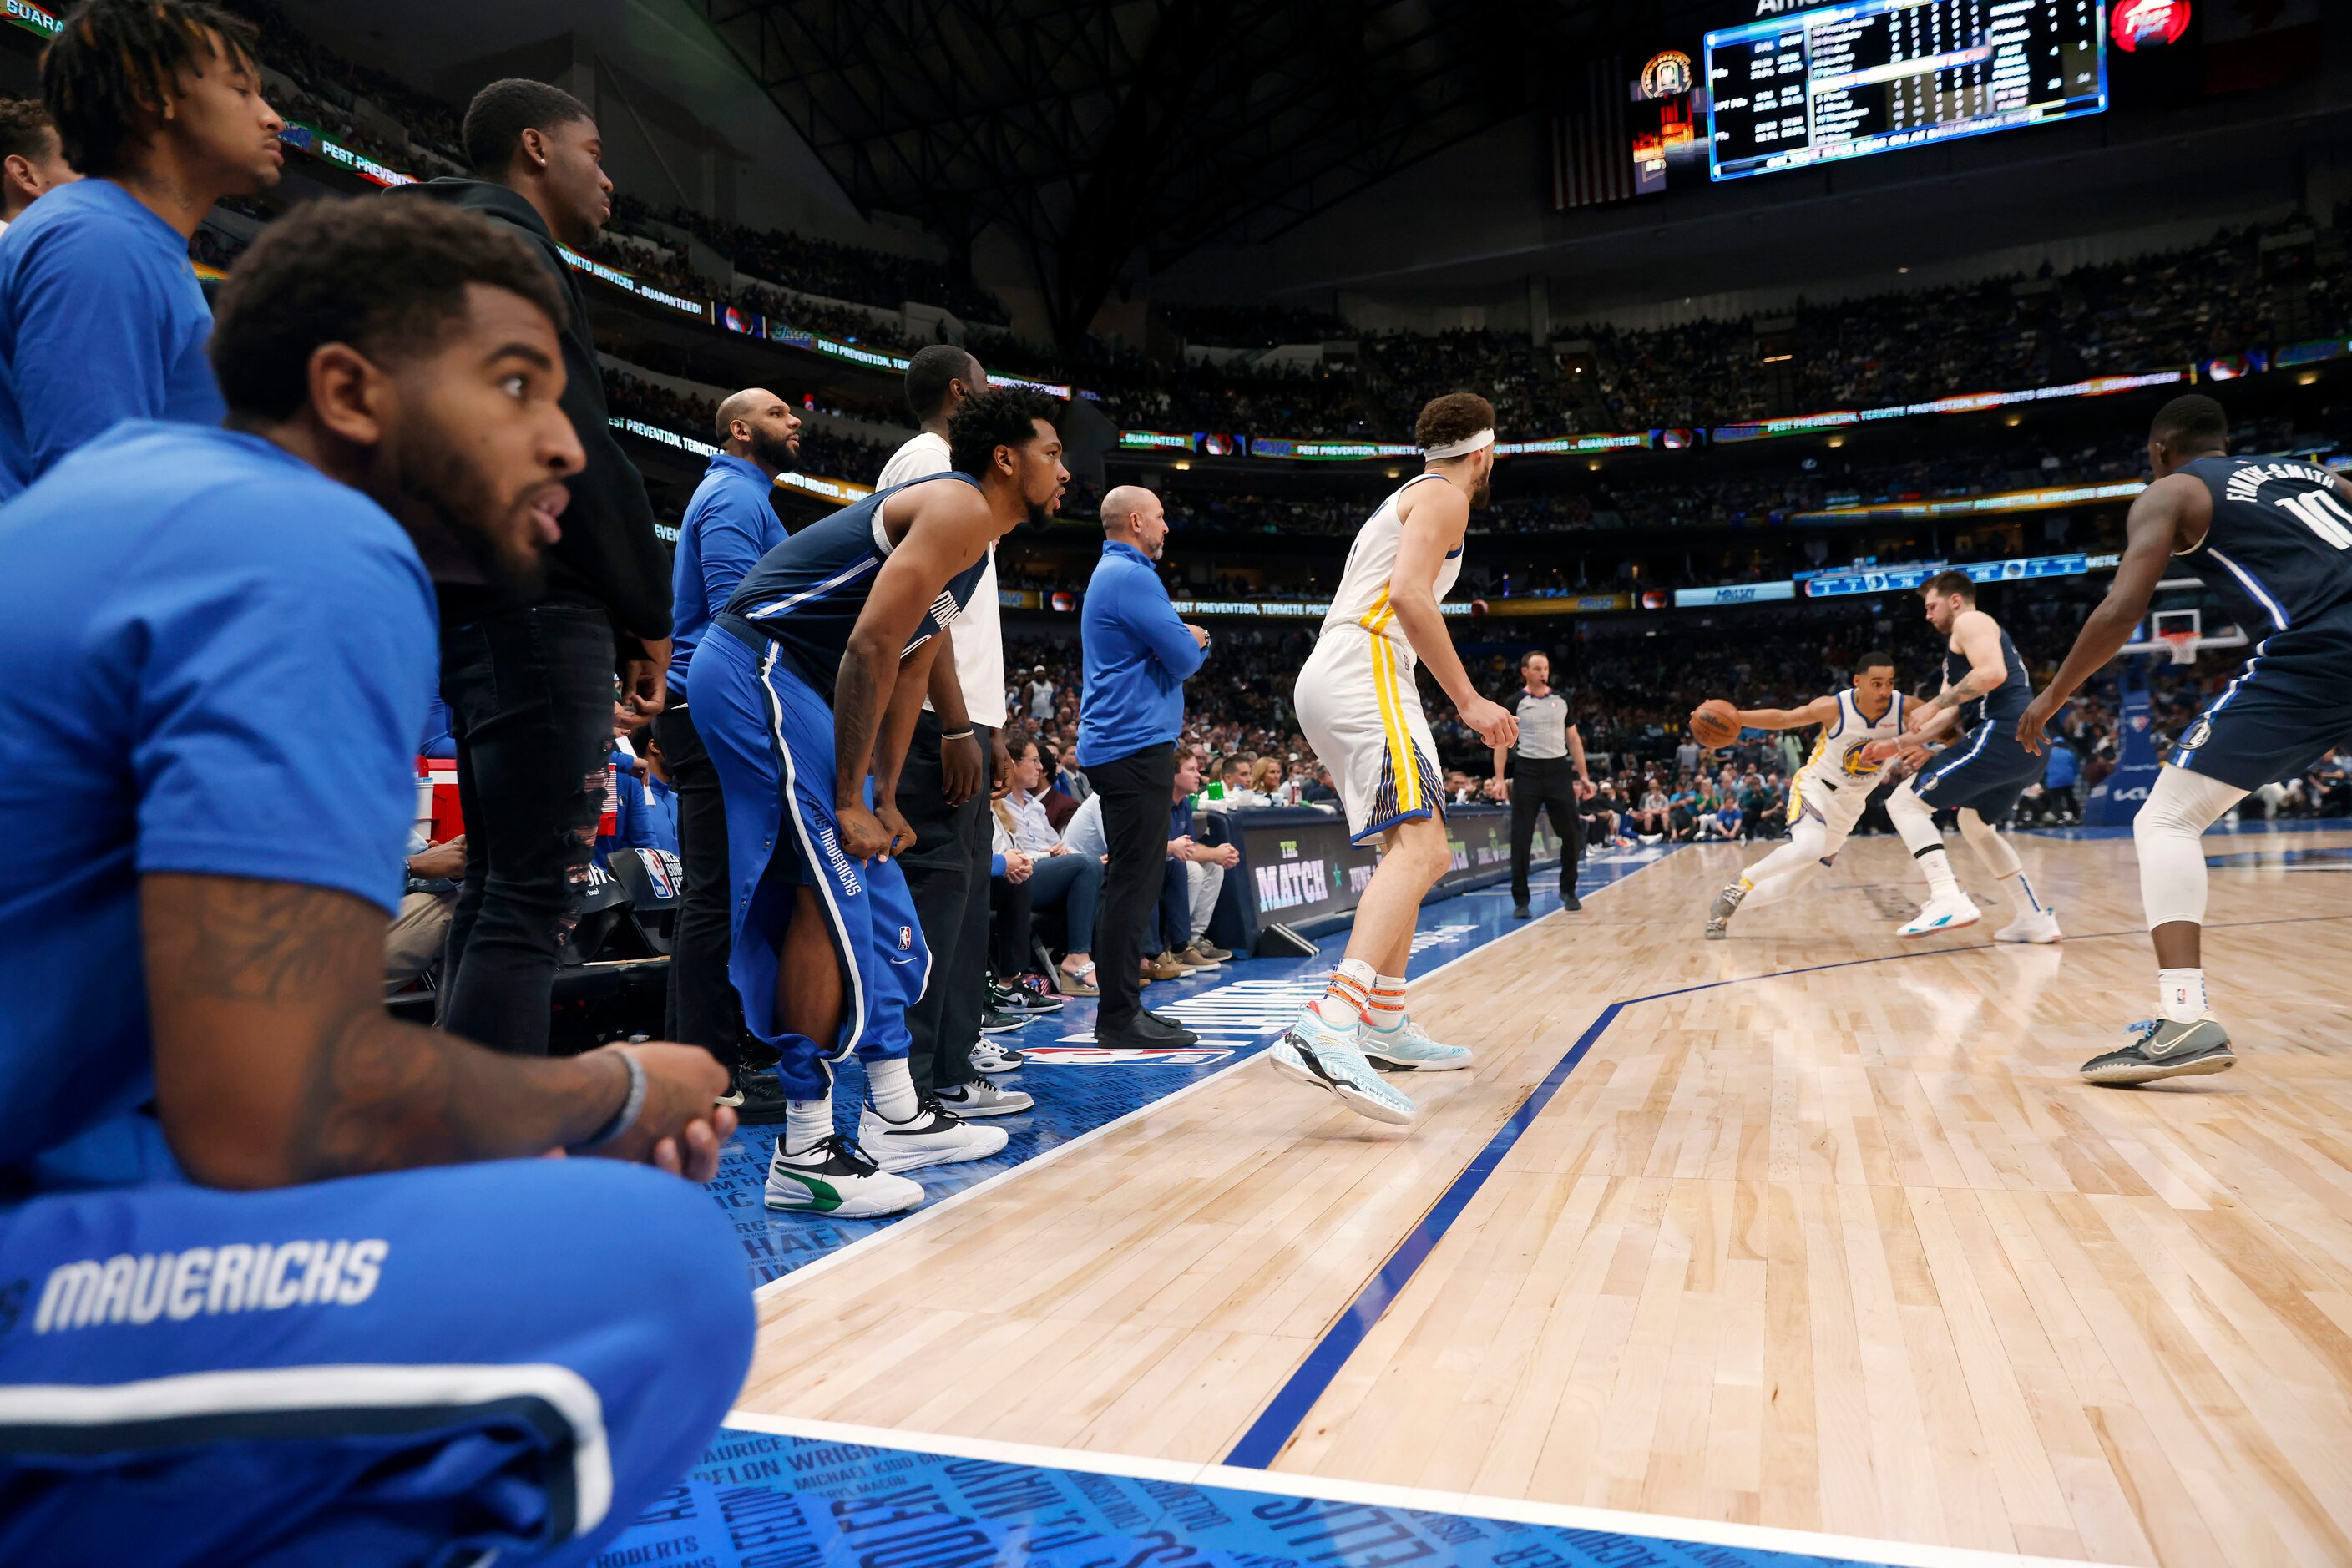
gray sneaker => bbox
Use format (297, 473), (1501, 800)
(1704, 883), (1745, 940)
(2080, 1018), (2235, 1086)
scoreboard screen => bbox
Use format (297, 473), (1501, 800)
(1705, 0), (2105, 183)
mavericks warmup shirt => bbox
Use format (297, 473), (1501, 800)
(0, 179), (226, 501)
(668, 452), (786, 704)
(0, 423), (434, 1186)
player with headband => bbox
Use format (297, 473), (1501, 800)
(1276, 393), (1518, 1126)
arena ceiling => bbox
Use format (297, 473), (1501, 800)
(693, 0), (1616, 340)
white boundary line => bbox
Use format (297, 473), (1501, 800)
(749, 849), (1677, 1302)
(716, 1409), (2121, 1568)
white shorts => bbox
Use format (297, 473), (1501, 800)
(1295, 630), (1443, 843)
(1787, 769), (1872, 857)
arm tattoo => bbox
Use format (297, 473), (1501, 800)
(832, 642), (888, 803)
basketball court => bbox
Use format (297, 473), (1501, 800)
(594, 821), (2352, 1568)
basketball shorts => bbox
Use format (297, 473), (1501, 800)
(696, 622), (928, 1101)
(1294, 630), (1444, 844)
(1914, 716), (2045, 819)
(2172, 608), (2352, 791)
(0, 1153), (750, 1566)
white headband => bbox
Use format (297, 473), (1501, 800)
(1423, 427), (1495, 460)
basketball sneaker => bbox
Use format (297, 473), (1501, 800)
(935, 1078), (1034, 1117)
(1270, 1011), (1416, 1125)
(766, 1134), (923, 1218)
(1704, 882), (1745, 940)
(1995, 906), (2062, 944)
(1360, 1017), (1474, 1072)
(969, 1039), (1025, 1075)
(2080, 1018), (2234, 1086)
(858, 1099), (1008, 1172)
(1897, 891), (1980, 938)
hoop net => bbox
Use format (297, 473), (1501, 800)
(2158, 630), (2199, 665)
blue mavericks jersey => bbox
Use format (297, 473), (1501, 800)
(723, 473), (988, 693)
(2179, 455), (2352, 635)
(1945, 621), (2031, 729)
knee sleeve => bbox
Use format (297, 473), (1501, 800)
(2135, 765), (2248, 929)
(1884, 779), (1943, 855)
(1955, 808), (2022, 879)
(1740, 816), (1828, 909)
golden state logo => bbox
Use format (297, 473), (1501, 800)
(1838, 743), (1889, 781)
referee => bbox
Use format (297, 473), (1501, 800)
(1491, 650), (1590, 919)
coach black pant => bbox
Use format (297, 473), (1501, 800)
(438, 601), (614, 1055)
(895, 716), (990, 1097)
(1089, 744), (1176, 1033)
(655, 701), (740, 1071)
(1510, 755), (1583, 907)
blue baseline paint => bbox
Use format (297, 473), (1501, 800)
(1223, 908), (2352, 1469)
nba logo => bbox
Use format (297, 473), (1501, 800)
(898, 925), (913, 950)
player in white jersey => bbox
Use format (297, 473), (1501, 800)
(1277, 393), (1519, 1126)
(1704, 652), (1904, 938)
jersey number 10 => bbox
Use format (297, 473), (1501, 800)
(2277, 489), (2352, 550)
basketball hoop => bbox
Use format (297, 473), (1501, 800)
(2159, 630), (2199, 666)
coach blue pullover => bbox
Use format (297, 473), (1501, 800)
(1078, 539), (1203, 766)
(0, 179), (225, 499)
(669, 453), (784, 704)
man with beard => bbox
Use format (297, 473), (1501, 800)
(0, 200), (749, 1563)
(1277, 392), (1519, 1127)
(663, 387), (800, 1117)
(694, 389), (1065, 1218)
(400, 79), (675, 1056)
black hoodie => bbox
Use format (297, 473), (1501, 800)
(392, 177), (671, 642)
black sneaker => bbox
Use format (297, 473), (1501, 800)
(1511, 902), (1531, 919)
(1096, 1014), (1198, 1049)
(721, 1068), (792, 1125)
(1560, 891), (1581, 912)
(990, 980), (1064, 1014)
(979, 1007), (1026, 1034)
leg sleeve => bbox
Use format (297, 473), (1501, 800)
(1884, 776), (1944, 854)
(1955, 807), (2023, 878)
(2136, 763), (2248, 929)
(1737, 816), (1829, 909)
(0, 1159), (751, 1568)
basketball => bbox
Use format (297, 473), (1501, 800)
(1690, 699), (1740, 749)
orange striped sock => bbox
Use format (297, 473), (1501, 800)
(1366, 974), (1408, 1033)
(1310, 959), (1376, 1029)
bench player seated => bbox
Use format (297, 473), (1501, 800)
(0, 200), (750, 1566)
(695, 388), (1065, 1216)
(1280, 392), (1519, 1126)
(2023, 394), (2352, 1084)
(1702, 652), (1904, 938)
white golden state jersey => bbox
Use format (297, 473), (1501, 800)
(1788, 687), (1906, 827)
(1318, 473), (1465, 664)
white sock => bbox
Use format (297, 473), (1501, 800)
(1366, 974), (1409, 1034)
(1917, 847), (1960, 901)
(1311, 957), (1376, 1029)
(867, 1056), (919, 1123)
(2006, 871), (2050, 915)
(2157, 968), (2208, 1024)
(782, 1094), (834, 1155)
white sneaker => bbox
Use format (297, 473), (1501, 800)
(858, 1099), (1009, 1172)
(765, 1135), (923, 1217)
(1269, 1010), (1417, 1125)
(969, 1039), (1025, 1075)
(1899, 891), (1981, 938)
(1995, 906), (2063, 944)
(1358, 1017), (1474, 1071)
(935, 1078), (1034, 1117)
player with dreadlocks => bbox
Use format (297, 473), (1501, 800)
(0, 0), (284, 498)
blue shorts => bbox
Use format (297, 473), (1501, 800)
(694, 624), (927, 1101)
(2172, 610), (2352, 791)
(0, 1154), (750, 1566)
(1914, 716), (2045, 820)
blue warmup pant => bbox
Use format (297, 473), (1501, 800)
(1914, 718), (2046, 820)
(695, 623), (928, 1102)
(0, 1154), (751, 1566)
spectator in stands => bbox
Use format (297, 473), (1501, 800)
(2041, 736), (2081, 825)
(406, 78), (674, 1055)
(1025, 663), (1056, 722)
(996, 741), (1105, 996)
(0, 195), (746, 1565)
(1080, 485), (1208, 1048)
(660, 386), (797, 1113)
(611, 730), (679, 856)
(0, 0), (282, 500)
(0, 98), (77, 233)
(1301, 761), (1340, 805)
(1169, 751), (1238, 967)
(387, 833), (464, 989)
(878, 345), (1018, 1112)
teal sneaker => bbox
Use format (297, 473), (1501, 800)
(1270, 1011), (1417, 1125)
(1359, 1017), (1474, 1072)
